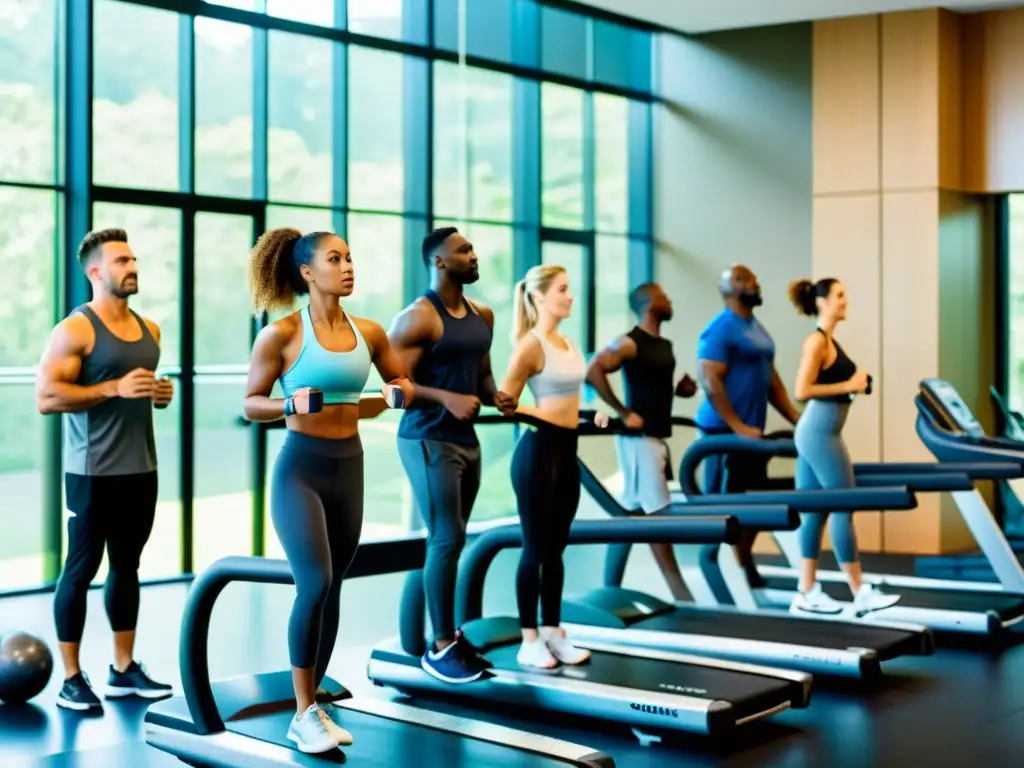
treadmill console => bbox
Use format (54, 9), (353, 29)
(920, 378), (985, 438)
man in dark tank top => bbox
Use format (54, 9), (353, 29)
(35, 228), (174, 712)
(586, 283), (698, 601)
(387, 226), (517, 684)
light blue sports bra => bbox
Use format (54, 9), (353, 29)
(279, 306), (372, 406)
(527, 329), (586, 401)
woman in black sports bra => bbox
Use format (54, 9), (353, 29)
(786, 278), (899, 618)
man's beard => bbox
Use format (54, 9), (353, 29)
(111, 276), (138, 298)
(456, 267), (480, 285)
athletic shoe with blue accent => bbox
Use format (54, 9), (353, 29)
(421, 637), (486, 684)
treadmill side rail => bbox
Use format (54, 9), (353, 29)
(335, 698), (614, 768)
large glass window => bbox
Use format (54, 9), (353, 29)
(348, 47), (406, 213)
(267, 31), (335, 206)
(541, 83), (585, 230)
(93, 0), (181, 191)
(1008, 195), (1024, 410)
(433, 63), (514, 223)
(0, 0), (58, 184)
(194, 18), (254, 198)
(1, 0), (654, 590)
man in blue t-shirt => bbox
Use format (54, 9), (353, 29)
(695, 264), (801, 587)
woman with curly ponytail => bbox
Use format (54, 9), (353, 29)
(786, 277), (899, 619)
(243, 227), (414, 754)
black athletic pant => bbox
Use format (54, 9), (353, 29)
(397, 437), (481, 644)
(701, 429), (770, 587)
(511, 424), (580, 629)
(271, 431), (363, 682)
(54, 471), (158, 643)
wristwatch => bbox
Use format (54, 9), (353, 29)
(283, 396), (296, 416)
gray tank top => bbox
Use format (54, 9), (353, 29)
(63, 305), (161, 476)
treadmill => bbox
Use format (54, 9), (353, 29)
(680, 380), (1024, 636)
(570, 459), (934, 679)
(367, 517), (813, 740)
(143, 545), (616, 767)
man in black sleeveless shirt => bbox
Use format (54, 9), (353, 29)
(586, 283), (697, 600)
(388, 227), (517, 685)
(35, 228), (173, 712)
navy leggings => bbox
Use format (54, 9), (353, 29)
(511, 424), (581, 630)
(794, 399), (858, 563)
(271, 431), (363, 679)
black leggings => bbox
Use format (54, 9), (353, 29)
(511, 425), (580, 630)
(271, 431), (364, 679)
(55, 472), (158, 643)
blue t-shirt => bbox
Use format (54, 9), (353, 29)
(694, 309), (776, 431)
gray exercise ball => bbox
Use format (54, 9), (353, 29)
(0, 631), (54, 704)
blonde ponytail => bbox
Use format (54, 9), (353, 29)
(510, 264), (567, 343)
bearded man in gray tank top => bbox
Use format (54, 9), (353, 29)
(35, 228), (173, 712)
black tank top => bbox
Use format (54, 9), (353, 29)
(621, 326), (675, 438)
(397, 290), (493, 446)
(813, 328), (857, 401)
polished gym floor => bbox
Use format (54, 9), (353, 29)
(2, 544), (1024, 767)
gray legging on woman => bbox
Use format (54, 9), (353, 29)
(271, 430), (364, 683)
(794, 398), (858, 564)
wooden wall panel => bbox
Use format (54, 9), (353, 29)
(938, 10), (964, 190)
(880, 10), (940, 191)
(813, 16), (880, 195)
(880, 190), (941, 553)
(962, 9), (1024, 192)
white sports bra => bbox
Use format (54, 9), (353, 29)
(527, 329), (586, 401)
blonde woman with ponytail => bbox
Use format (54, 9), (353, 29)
(499, 264), (608, 670)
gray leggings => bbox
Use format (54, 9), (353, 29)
(271, 431), (364, 676)
(398, 437), (481, 644)
(794, 399), (858, 564)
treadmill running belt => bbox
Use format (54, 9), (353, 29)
(482, 645), (799, 722)
(763, 577), (1024, 620)
(634, 607), (928, 659)
(226, 706), (577, 767)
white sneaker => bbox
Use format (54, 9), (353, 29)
(852, 584), (900, 616)
(316, 706), (353, 747)
(516, 638), (558, 669)
(286, 704), (339, 754)
(540, 627), (591, 665)
(789, 583), (844, 616)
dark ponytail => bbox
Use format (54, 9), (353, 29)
(788, 277), (838, 317)
(249, 228), (332, 313)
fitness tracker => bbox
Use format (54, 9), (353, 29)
(283, 396), (296, 416)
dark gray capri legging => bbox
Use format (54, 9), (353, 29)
(271, 430), (364, 680)
(794, 398), (858, 564)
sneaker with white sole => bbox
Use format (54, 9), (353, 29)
(851, 584), (900, 616)
(540, 628), (590, 665)
(56, 672), (103, 712)
(516, 638), (558, 670)
(789, 583), (844, 616)
(105, 660), (172, 700)
(287, 704), (339, 754)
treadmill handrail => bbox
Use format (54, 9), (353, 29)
(916, 409), (1024, 466)
(851, 461), (1024, 479)
(849, 473), (975, 492)
(679, 434), (797, 495)
(454, 517), (740, 626)
(180, 537), (426, 736)
(684, 486), (917, 512)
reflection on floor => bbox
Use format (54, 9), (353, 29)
(2, 545), (1024, 767)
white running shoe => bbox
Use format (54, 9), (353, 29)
(789, 583), (844, 616)
(852, 584), (901, 616)
(287, 704), (339, 753)
(540, 627), (591, 665)
(516, 638), (558, 669)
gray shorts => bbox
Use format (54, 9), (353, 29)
(615, 435), (671, 514)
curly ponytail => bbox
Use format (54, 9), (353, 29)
(787, 277), (838, 317)
(249, 227), (332, 313)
